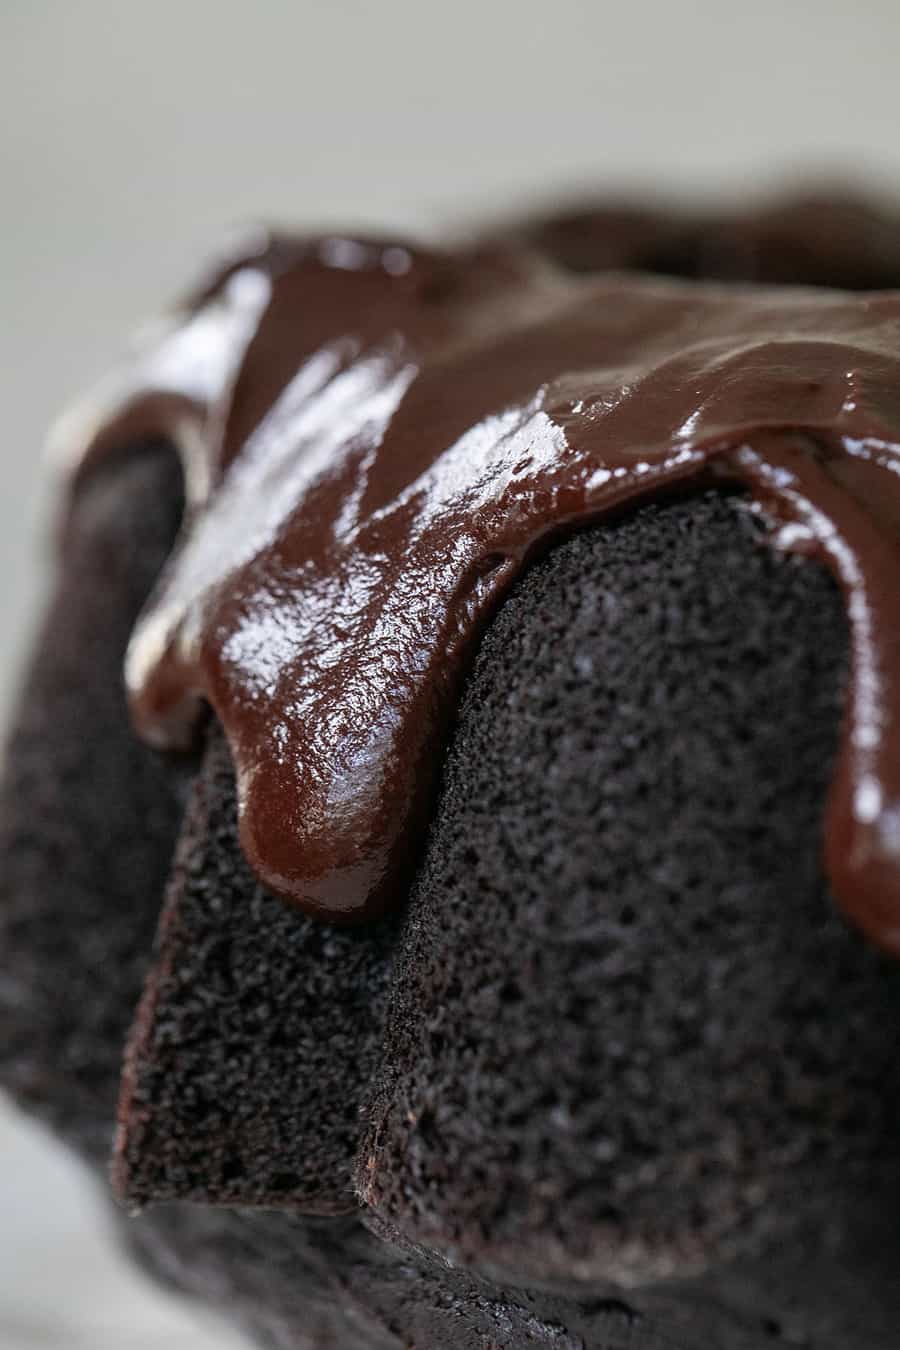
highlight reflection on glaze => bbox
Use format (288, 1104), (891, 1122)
(55, 230), (900, 955)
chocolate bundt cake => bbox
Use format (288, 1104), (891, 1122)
(3, 191), (900, 1349)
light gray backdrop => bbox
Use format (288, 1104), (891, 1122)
(2, 1), (900, 1345)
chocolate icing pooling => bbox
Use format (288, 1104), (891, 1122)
(54, 230), (900, 952)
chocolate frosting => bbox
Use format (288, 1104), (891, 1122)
(52, 225), (900, 954)
(513, 191), (900, 290)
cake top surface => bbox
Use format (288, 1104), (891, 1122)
(51, 210), (900, 952)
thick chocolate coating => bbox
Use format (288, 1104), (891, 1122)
(55, 232), (900, 953)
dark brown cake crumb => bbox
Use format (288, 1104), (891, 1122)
(115, 728), (401, 1212)
(359, 491), (900, 1287)
(0, 444), (188, 1161)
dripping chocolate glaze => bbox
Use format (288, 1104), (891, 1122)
(51, 226), (900, 955)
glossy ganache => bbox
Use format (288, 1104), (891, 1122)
(52, 224), (900, 952)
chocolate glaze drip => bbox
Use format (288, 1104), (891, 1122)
(52, 226), (900, 954)
(514, 191), (900, 290)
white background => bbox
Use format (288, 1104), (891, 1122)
(2, 1), (900, 1345)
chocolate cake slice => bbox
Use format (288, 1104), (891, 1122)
(3, 192), (900, 1349)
